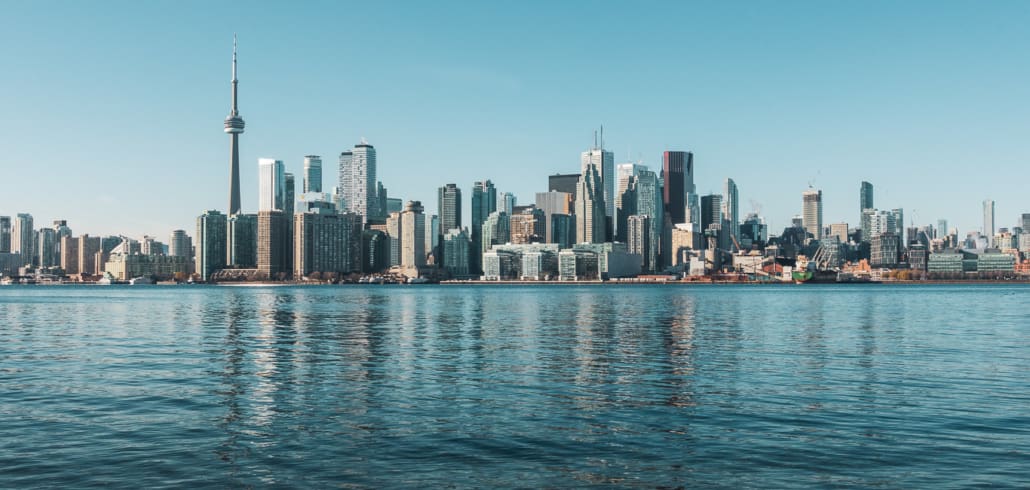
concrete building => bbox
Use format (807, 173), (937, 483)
(224, 36), (245, 216)
(196, 210), (227, 281)
(400, 201), (426, 270)
(169, 229), (192, 258)
(60, 235), (79, 275)
(983, 199), (995, 247)
(828, 223), (849, 244)
(257, 210), (290, 279)
(293, 210), (363, 278)
(670, 225), (700, 266)
(871, 232), (900, 268)
(510, 207), (545, 244)
(626, 214), (654, 272)
(802, 189), (823, 241)
(386, 212), (402, 267)
(258, 158), (286, 212)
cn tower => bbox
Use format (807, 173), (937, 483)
(224, 34), (245, 216)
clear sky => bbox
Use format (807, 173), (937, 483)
(2, 1), (1029, 239)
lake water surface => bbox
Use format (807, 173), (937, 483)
(1, 284), (1028, 488)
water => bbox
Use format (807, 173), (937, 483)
(1, 284), (1028, 488)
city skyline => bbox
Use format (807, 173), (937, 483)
(3, 2), (1030, 238)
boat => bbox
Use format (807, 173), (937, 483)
(129, 276), (155, 285)
(406, 277), (429, 284)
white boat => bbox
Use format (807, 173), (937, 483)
(129, 276), (155, 285)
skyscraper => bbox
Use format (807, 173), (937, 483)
(227, 214), (257, 267)
(36, 229), (57, 268)
(662, 151), (694, 225)
(284, 173), (295, 216)
(293, 210), (362, 278)
(400, 201), (426, 270)
(582, 144), (614, 238)
(258, 159), (286, 212)
(470, 180), (497, 274)
(303, 155), (322, 193)
(169, 230), (192, 258)
(196, 210), (227, 282)
(535, 191), (573, 244)
(548, 173), (580, 200)
(224, 35), (245, 216)
(12, 214), (34, 265)
(700, 194), (723, 234)
(438, 183), (462, 236)
(340, 140), (378, 222)
(860, 181), (874, 213)
(1021, 213), (1030, 232)
(0, 216), (10, 253)
(723, 178), (739, 246)
(575, 162), (606, 244)
(257, 210), (290, 279)
(802, 189), (823, 241)
(983, 199), (995, 246)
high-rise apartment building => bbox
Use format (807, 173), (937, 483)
(860, 181), (874, 214)
(78, 235), (102, 276)
(169, 230), (192, 258)
(400, 201), (426, 270)
(802, 189), (823, 241)
(227, 213), (257, 267)
(293, 210), (362, 278)
(470, 180), (497, 274)
(442, 228), (471, 278)
(258, 159), (286, 212)
(196, 210), (227, 282)
(303, 155), (322, 193)
(257, 210), (290, 278)
(575, 162), (606, 244)
(723, 178), (739, 246)
(61, 235), (79, 275)
(339, 140), (378, 222)
(626, 215), (653, 273)
(36, 229), (57, 268)
(386, 212), (402, 267)
(12, 214), (34, 265)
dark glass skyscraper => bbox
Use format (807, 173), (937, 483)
(470, 180), (497, 274)
(662, 151), (693, 225)
(224, 36), (245, 216)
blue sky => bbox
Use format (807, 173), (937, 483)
(2, 1), (1029, 238)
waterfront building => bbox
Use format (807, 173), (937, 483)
(293, 210), (362, 278)
(400, 201), (426, 270)
(575, 162), (606, 244)
(104, 254), (191, 281)
(196, 210), (227, 282)
(362, 230), (390, 273)
(548, 173), (580, 200)
(802, 189), (823, 241)
(257, 210), (290, 279)
(483, 243), (561, 280)
(303, 155), (322, 193)
(978, 251), (1015, 272)
(927, 251), (964, 274)
(908, 244), (929, 271)
(0, 216), (10, 253)
(535, 191), (573, 243)
(482, 249), (518, 280)
(386, 212), (402, 267)
(470, 180), (497, 274)
(339, 140), (378, 222)
(828, 223), (849, 244)
(871, 232), (900, 268)
(227, 213), (257, 267)
(258, 158), (286, 212)
(169, 230), (192, 258)
(443, 228), (471, 278)
(571, 242), (641, 279)
(12, 213), (34, 266)
(60, 235), (79, 275)
(510, 207), (545, 244)
(626, 215), (654, 272)
(723, 178), (739, 246)
(550, 213), (574, 249)
(983, 199), (995, 247)
(35, 229), (57, 268)
(224, 36), (245, 216)
(481, 211), (510, 254)
(558, 249), (599, 281)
